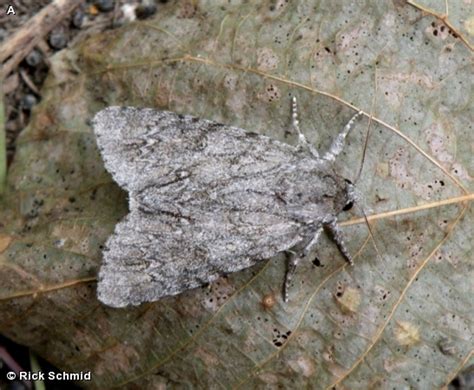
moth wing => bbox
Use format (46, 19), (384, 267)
(93, 106), (297, 192)
(97, 209), (302, 307)
(94, 106), (307, 307)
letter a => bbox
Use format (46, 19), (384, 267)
(7, 5), (16, 15)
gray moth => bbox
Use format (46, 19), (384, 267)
(93, 98), (363, 308)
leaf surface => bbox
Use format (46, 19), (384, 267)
(0, 1), (472, 388)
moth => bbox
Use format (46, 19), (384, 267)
(93, 98), (363, 307)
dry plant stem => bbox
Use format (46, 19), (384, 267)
(341, 193), (474, 227)
(0, 0), (84, 80)
(19, 69), (39, 94)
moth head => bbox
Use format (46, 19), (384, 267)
(332, 177), (358, 214)
(343, 178), (357, 211)
(320, 174), (357, 216)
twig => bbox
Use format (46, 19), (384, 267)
(19, 69), (40, 95)
(0, 0), (84, 79)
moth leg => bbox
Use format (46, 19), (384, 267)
(291, 97), (320, 158)
(323, 110), (364, 162)
(284, 226), (323, 301)
(302, 226), (323, 257)
(324, 220), (353, 265)
(283, 249), (302, 302)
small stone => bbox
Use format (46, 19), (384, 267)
(25, 49), (42, 67)
(136, 4), (157, 20)
(21, 94), (38, 111)
(95, 0), (115, 12)
(49, 29), (68, 50)
(72, 9), (85, 28)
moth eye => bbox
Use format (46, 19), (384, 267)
(343, 201), (354, 211)
(344, 178), (353, 184)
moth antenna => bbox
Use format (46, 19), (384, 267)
(354, 111), (373, 185)
(356, 204), (385, 265)
(323, 110), (363, 162)
(355, 70), (378, 185)
(291, 97), (320, 158)
(291, 97), (305, 145)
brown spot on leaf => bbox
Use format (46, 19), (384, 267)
(261, 292), (276, 309)
(178, 1), (198, 18)
(334, 286), (361, 314)
(256, 47), (279, 71)
(195, 347), (220, 367)
(288, 355), (316, 377)
(394, 321), (420, 346)
(0, 235), (13, 253)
